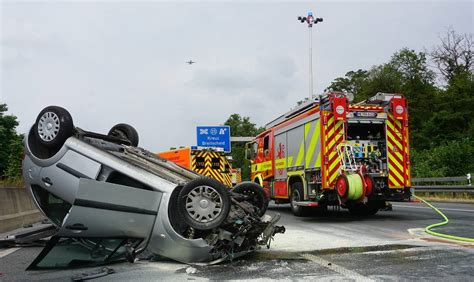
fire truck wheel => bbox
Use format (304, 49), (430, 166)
(178, 177), (231, 230)
(108, 123), (139, 147)
(290, 182), (309, 217)
(232, 181), (267, 217)
(34, 106), (74, 150)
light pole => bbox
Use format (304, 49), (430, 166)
(298, 11), (323, 99)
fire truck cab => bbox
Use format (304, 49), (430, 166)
(246, 92), (411, 216)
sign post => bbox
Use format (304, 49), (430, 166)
(196, 126), (231, 152)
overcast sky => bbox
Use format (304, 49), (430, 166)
(1, 0), (472, 151)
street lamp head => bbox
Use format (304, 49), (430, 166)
(314, 17), (323, 24)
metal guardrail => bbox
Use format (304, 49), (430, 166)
(412, 173), (473, 193)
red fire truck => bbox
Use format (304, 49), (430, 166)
(246, 92), (411, 216)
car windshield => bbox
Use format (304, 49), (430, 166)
(28, 237), (142, 269)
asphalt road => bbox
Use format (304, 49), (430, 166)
(1, 200), (473, 281)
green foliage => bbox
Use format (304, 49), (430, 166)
(325, 69), (369, 98)
(411, 139), (474, 177)
(4, 135), (24, 182)
(0, 104), (23, 180)
(224, 114), (264, 180)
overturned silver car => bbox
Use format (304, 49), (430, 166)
(22, 106), (284, 269)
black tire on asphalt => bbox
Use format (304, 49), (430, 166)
(290, 182), (310, 217)
(178, 177), (231, 230)
(108, 123), (139, 147)
(232, 181), (267, 217)
(34, 106), (74, 150)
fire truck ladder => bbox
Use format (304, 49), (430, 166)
(337, 144), (358, 172)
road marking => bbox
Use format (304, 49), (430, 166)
(301, 253), (375, 281)
(392, 204), (474, 213)
(0, 247), (20, 258)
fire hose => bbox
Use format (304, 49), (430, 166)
(413, 195), (474, 243)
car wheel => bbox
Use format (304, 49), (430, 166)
(232, 181), (267, 216)
(34, 106), (74, 150)
(290, 182), (309, 217)
(178, 177), (231, 230)
(108, 123), (139, 147)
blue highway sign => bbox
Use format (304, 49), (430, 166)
(196, 126), (231, 152)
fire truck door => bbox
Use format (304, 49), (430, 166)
(274, 133), (287, 180)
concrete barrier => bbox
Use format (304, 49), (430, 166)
(0, 188), (45, 233)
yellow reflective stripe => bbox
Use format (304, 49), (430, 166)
(328, 150), (338, 168)
(287, 156), (294, 167)
(329, 171), (338, 185)
(334, 121), (343, 137)
(326, 121), (342, 151)
(251, 161), (272, 172)
(387, 120), (403, 138)
(386, 127), (400, 141)
(314, 151), (321, 167)
(387, 130), (403, 151)
(389, 173), (403, 187)
(389, 153), (404, 173)
(275, 158), (286, 169)
(327, 115), (334, 130)
(294, 141), (305, 166)
(305, 121), (320, 167)
(304, 122), (312, 137)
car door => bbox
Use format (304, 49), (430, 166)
(28, 178), (162, 269)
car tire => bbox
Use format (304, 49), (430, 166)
(108, 123), (139, 147)
(290, 182), (309, 217)
(178, 177), (231, 230)
(232, 181), (267, 217)
(34, 106), (74, 150)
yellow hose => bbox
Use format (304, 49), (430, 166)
(413, 195), (474, 243)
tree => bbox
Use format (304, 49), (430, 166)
(430, 29), (473, 82)
(0, 104), (23, 180)
(4, 136), (24, 183)
(420, 72), (474, 147)
(325, 69), (369, 98)
(388, 48), (438, 149)
(224, 114), (264, 181)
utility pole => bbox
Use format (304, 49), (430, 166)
(298, 11), (323, 99)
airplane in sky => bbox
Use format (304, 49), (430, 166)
(186, 60), (196, 65)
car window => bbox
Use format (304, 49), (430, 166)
(28, 236), (143, 269)
(31, 185), (71, 226)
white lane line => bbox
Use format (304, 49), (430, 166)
(0, 247), (20, 258)
(392, 205), (474, 213)
(301, 253), (375, 281)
